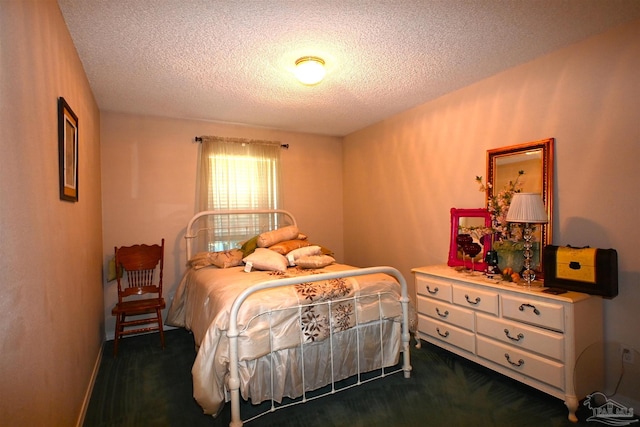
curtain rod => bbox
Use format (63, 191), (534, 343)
(194, 136), (289, 149)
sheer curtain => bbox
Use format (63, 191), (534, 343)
(195, 136), (283, 251)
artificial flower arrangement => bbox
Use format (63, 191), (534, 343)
(475, 170), (524, 241)
(475, 170), (528, 281)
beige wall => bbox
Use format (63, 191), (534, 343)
(2, 3), (636, 424)
(344, 20), (640, 353)
(100, 112), (343, 339)
(0, 1), (104, 426)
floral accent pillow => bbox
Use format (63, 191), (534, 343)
(189, 249), (244, 269)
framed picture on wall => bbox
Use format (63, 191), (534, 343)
(58, 97), (78, 202)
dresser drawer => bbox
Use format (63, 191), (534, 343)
(412, 265), (604, 423)
(476, 313), (564, 361)
(417, 296), (474, 330)
(415, 275), (452, 302)
(452, 285), (499, 315)
(502, 294), (565, 332)
(477, 336), (565, 390)
(418, 314), (475, 354)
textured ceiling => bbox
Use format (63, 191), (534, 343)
(57, 0), (640, 137)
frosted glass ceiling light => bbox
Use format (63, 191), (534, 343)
(294, 56), (326, 85)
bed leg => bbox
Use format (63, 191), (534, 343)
(228, 331), (243, 427)
(401, 297), (413, 379)
(229, 380), (242, 427)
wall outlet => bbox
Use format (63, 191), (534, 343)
(621, 345), (635, 364)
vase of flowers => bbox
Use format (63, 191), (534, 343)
(491, 240), (525, 273)
(476, 171), (528, 276)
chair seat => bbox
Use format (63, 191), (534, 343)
(112, 298), (166, 315)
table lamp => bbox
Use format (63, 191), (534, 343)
(505, 193), (548, 286)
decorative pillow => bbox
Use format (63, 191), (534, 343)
(243, 248), (289, 272)
(209, 249), (244, 268)
(189, 249), (244, 269)
(240, 235), (259, 257)
(309, 244), (334, 257)
(256, 225), (299, 248)
(286, 245), (322, 266)
(269, 239), (312, 255)
(188, 252), (214, 269)
(295, 255), (336, 269)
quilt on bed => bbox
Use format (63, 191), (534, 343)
(166, 263), (404, 415)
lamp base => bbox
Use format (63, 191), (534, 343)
(518, 224), (542, 288)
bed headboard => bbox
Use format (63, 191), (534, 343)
(185, 209), (297, 261)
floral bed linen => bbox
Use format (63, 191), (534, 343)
(166, 263), (404, 415)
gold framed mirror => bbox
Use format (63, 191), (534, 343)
(487, 138), (554, 275)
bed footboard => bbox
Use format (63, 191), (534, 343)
(226, 266), (412, 427)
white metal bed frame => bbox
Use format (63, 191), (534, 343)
(185, 209), (297, 261)
(184, 210), (412, 427)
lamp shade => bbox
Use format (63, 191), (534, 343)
(506, 193), (548, 223)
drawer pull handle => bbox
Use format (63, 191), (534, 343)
(504, 329), (524, 342)
(465, 294), (481, 305)
(436, 308), (449, 318)
(436, 328), (449, 338)
(519, 303), (540, 315)
(427, 286), (439, 295)
(504, 353), (525, 367)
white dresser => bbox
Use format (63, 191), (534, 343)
(412, 265), (603, 422)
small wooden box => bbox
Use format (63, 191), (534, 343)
(543, 245), (618, 298)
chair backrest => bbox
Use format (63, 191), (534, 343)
(114, 239), (164, 300)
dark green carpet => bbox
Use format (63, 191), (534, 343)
(84, 329), (594, 426)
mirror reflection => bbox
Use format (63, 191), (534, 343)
(457, 217), (485, 272)
(494, 150), (543, 194)
(448, 208), (491, 272)
(487, 138), (554, 275)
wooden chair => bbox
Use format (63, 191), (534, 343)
(112, 239), (165, 357)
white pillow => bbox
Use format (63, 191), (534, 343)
(243, 248), (288, 272)
(286, 245), (322, 266)
(295, 255), (336, 269)
(257, 225), (299, 248)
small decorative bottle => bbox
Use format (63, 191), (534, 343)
(484, 249), (500, 278)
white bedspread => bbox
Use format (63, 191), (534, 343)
(166, 263), (404, 415)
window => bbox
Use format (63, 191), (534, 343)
(208, 154), (279, 212)
(197, 137), (282, 251)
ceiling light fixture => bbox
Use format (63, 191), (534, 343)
(294, 56), (326, 85)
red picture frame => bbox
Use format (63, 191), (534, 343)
(447, 207), (491, 272)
